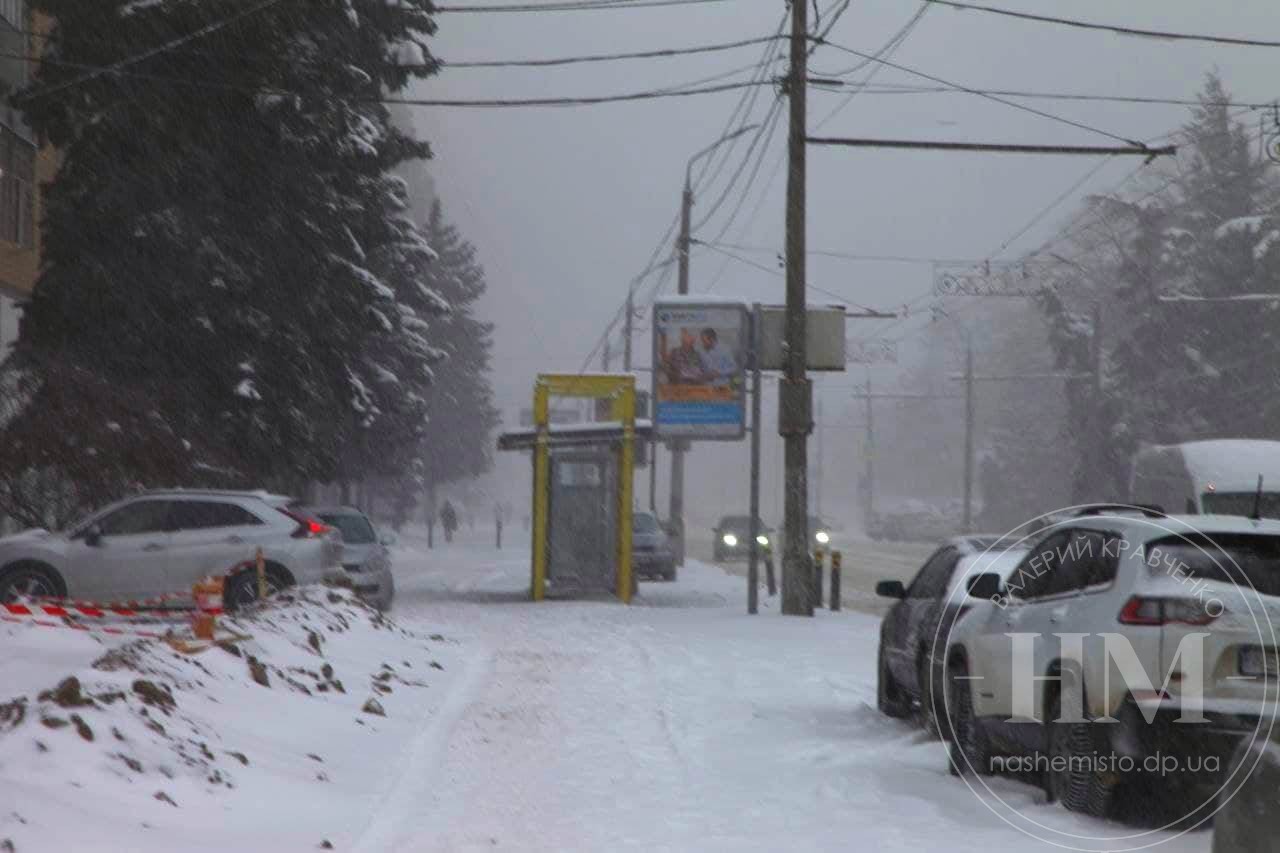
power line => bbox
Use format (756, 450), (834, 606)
(694, 98), (785, 230)
(812, 38), (1145, 146)
(441, 34), (783, 68)
(584, 13), (788, 368)
(849, 105), (1272, 351)
(694, 239), (882, 313)
(381, 78), (773, 108)
(809, 81), (1274, 111)
(920, 0), (1280, 50)
(702, 241), (984, 265)
(17, 0), (286, 104)
(807, 137), (1174, 157)
(436, 0), (737, 11)
(692, 14), (788, 194)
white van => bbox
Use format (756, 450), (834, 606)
(1129, 439), (1280, 518)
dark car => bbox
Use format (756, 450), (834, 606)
(632, 511), (676, 581)
(874, 535), (1025, 734)
(712, 514), (773, 562)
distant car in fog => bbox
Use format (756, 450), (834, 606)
(300, 506), (396, 610)
(808, 515), (832, 547)
(632, 511), (676, 581)
(712, 515), (773, 562)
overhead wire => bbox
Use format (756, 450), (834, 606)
(437, 0), (740, 12)
(918, 0), (1280, 50)
(700, 1), (932, 293)
(17, 0), (286, 104)
(813, 38), (1145, 146)
(441, 34), (784, 68)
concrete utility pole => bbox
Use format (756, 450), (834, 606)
(863, 379), (874, 522)
(815, 396), (824, 519)
(623, 287), (634, 371)
(602, 335), (612, 372)
(668, 167), (693, 567)
(780, 0), (812, 616)
(748, 304), (763, 615)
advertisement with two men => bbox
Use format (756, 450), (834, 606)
(653, 302), (747, 439)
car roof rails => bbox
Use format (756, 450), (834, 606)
(1071, 503), (1166, 519)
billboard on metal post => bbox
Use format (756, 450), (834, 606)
(652, 301), (747, 439)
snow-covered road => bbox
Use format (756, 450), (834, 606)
(370, 534), (1214, 853)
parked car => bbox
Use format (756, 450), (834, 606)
(0, 490), (344, 609)
(875, 535), (1026, 734)
(301, 505), (396, 610)
(632, 510), (676, 581)
(944, 508), (1280, 817)
(712, 515), (773, 562)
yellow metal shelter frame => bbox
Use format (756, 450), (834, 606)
(531, 373), (636, 604)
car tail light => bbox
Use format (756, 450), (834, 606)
(1118, 596), (1219, 626)
(277, 508), (333, 539)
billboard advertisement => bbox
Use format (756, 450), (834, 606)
(652, 301), (747, 439)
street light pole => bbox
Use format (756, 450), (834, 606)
(668, 123), (760, 568)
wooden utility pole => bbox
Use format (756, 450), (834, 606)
(780, 0), (812, 616)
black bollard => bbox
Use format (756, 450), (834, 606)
(830, 551), (842, 611)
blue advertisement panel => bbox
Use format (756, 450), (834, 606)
(652, 302), (748, 440)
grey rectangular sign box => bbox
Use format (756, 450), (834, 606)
(757, 305), (847, 371)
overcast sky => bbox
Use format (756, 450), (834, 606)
(405, 0), (1280, 521)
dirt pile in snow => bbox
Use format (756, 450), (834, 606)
(0, 586), (457, 852)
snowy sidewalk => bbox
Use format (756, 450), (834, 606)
(371, 537), (1212, 853)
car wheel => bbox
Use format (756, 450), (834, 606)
(0, 562), (64, 603)
(1045, 688), (1116, 817)
(223, 566), (292, 612)
(665, 566), (677, 582)
(917, 651), (943, 738)
(877, 644), (912, 719)
(947, 659), (993, 776)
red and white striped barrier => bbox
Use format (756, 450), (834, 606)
(0, 613), (174, 639)
(4, 602), (161, 619)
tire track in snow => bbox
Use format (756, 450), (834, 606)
(349, 645), (494, 853)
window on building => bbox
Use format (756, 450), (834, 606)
(0, 126), (34, 248)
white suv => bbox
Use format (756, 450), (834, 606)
(0, 490), (344, 608)
(944, 509), (1280, 817)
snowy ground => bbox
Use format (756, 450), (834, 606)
(0, 588), (469, 853)
(368, 529), (1213, 853)
(1, 529), (1218, 851)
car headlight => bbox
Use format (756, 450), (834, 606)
(756, 534), (769, 546)
(815, 530), (830, 545)
(722, 533), (738, 547)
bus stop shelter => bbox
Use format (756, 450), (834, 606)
(497, 374), (651, 603)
